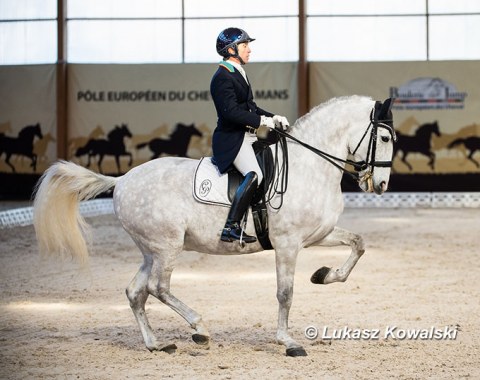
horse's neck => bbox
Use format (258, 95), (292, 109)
(289, 115), (350, 168)
(417, 126), (432, 138)
(171, 132), (191, 143)
(19, 129), (35, 141)
(108, 132), (124, 143)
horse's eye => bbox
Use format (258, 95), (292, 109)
(381, 136), (390, 143)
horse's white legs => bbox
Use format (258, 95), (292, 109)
(126, 255), (172, 352)
(275, 249), (307, 357)
(310, 226), (365, 285)
(126, 245), (210, 351)
(148, 258), (211, 347)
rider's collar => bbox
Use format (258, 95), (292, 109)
(219, 60), (235, 73)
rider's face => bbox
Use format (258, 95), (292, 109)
(229, 42), (251, 64)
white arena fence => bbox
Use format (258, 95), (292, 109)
(0, 198), (114, 229)
(0, 193), (479, 229)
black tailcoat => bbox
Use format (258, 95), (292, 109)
(210, 61), (274, 174)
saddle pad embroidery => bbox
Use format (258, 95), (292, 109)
(193, 157), (231, 207)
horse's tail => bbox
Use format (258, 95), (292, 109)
(75, 140), (93, 157)
(136, 142), (148, 150)
(33, 160), (120, 266)
(447, 138), (465, 149)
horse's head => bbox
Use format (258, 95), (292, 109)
(175, 123), (203, 138)
(33, 123), (43, 139)
(108, 124), (132, 141)
(19, 123), (43, 140)
(120, 123), (133, 138)
(417, 120), (441, 138)
(431, 121), (441, 137)
(350, 98), (396, 195)
(188, 123), (203, 138)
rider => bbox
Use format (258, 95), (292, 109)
(210, 27), (290, 244)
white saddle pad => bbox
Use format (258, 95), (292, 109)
(193, 157), (231, 207)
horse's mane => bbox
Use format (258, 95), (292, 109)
(171, 124), (187, 137)
(416, 121), (438, 135)
(295, 96), (372, 124)
(107, 127), (119, 140)
(18, 123), (40, 138)
(292, 95), (373, 135)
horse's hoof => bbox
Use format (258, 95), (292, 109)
(286, 347), (308, 357)
(192, 334), (210, 346)
(148, 343), (177, 354)
(310, 267), (332, 284)
(160, 343), (177, 354)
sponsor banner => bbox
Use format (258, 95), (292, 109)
(68, 63), (297, 174)
(310, 61), (480, 176)
(0, 65), (56, 174)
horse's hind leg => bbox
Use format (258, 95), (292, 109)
(148, 254), (211, 347)
(126, 255), (176, 352)
(310, 226), (365, 285)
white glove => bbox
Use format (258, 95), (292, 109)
(273, 115), (290, 131)
(260, 115), (275, 130)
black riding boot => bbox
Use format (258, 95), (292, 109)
(221, 171), (258, 244)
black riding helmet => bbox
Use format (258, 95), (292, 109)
(216, 27), (255, 64)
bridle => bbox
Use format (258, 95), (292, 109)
(272, 101), (397, 191)
(349, 102), (397, 190)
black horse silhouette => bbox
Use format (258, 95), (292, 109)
(448, 136), (480, 168)
(0, 123), (43, 172)
(75, 124), (133, 174)
(393, 121), (441, 171)
(136, 123), (202, 159)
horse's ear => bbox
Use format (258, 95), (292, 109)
(378, 98), (394, 120)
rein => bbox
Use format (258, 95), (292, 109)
(274, 127), (364, 181)
(267, 104), (396, 203)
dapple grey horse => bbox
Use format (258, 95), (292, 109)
(33, 95), (396, 357)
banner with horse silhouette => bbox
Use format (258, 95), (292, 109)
(67, 63), (297, 175)
(310, 61), (480, 191)
(0, 65), (56, 197)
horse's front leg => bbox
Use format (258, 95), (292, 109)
(468, 151), (480, 168)
(275, 248), (307, 357)
(114, 154), (121, 174)
(310, 226), (365, 285)
(428, 152), (436, 170)
(401, 152), (413, 171)
(86, 153), (92, 168)
(97, 154), (104, 174)
(4, 153), (16, 172)
(31, 153), (37, 172)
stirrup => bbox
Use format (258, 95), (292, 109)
(221, 223), (256, 244)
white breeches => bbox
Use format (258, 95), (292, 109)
(233, 132), (263, 185)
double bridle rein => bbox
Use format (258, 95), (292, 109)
(270, 102), (397, 199)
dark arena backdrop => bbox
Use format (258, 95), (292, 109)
(0, 61), (479, 199)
